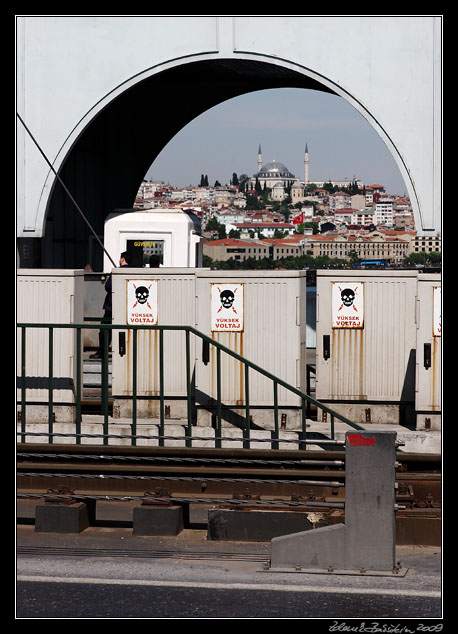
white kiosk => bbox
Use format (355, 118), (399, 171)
(103, 208), (204, 271)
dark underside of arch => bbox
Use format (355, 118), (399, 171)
(27, 58), (336, 270)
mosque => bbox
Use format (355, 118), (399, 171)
(247, 144), (361, 202)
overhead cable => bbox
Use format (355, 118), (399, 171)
(17, 112), (116, 268)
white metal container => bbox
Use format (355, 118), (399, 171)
(315, 270), (418, 425)
(17, 269), (84, 422)
(103, 208), (203, 272)
(415, 273), (441, 430)
(195, 270), (308, 428)
(110, 268), (308, 428)
(111, 268), (197, 419)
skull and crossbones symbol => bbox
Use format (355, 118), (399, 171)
(133, 283), (152, 309)
(338, 286), (358, 312)
(217, 287), (237, 313)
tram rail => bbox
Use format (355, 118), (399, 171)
(17, 443), (441, 509)
(17, 443), (441, 546)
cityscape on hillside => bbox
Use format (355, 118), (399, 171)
(135, 146), (441, 270)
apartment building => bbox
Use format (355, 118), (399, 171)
(368, 230), (440, 255)
(269, 235), (306, 260)
(353, 207), (376, 226)
(410, 234), (442, 254)
(203, 234), (306, 262)
(328, 191), (351, 211)
(203, 238), (271, 262)
(374, 197), (395, 226)
(230, 222), (297, 238)
(305, 232), (410, 263)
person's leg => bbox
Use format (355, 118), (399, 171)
(90, 311), (112, 359)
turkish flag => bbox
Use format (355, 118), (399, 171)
(292, 213), (304, 225)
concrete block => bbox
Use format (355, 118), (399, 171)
(74, 497), (97, 525)
(132, 505), (184, 536)
(207, 508), (315, 542)
(35, 502), (89, 533)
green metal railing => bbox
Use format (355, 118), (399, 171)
(17, 322), (363, 448)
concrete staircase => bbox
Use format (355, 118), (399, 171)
(82, 354), (112, 409)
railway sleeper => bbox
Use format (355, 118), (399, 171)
(21, 490), (441, 545)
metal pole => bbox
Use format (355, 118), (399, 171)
(185, 329), (192, 447)
(216, 347), (221, 449)
(132, 329), (137, 446)
(48, 327), (54, 444)
(159, 329), (164, 447)
(21, 326), (26, 441)
(102, 328), (109, 445)
(76, 327), (82, 444)
(272, 381), (279, 450)
(300, 396), (307, 451)
(244, 363), (250, 449)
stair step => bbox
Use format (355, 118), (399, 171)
(83, 358), (112, 389)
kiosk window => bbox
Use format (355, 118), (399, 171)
(126, 240), (164, 267)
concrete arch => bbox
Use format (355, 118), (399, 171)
(16, 16), (441, 269)
(34, 56), (340, 269)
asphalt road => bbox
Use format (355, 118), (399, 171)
(16, 519), (443, 622)
(17, 577), (442, 619)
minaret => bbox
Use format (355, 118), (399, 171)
(304, 143), (309, 186)
(258, 144), (262, 174)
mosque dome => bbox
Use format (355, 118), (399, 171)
(257, 159), (295, 179)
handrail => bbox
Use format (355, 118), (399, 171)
(17, 322), (363, 448)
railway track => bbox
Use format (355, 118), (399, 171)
(17, 442), (441, 505)
(17, 443), (441, 546)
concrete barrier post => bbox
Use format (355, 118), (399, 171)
(270, 431), (400, 574)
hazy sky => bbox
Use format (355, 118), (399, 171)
(145, 87), (408, 196)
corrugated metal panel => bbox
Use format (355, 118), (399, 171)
(196, 271), (306, 406)
(316, 271), (418, 402)
(416, 274), (441, 413)
(113, 269), (308, 409)
(17, 270), (84, 407)
(112, 271), (196, 398)
(362, 278), (416, 400)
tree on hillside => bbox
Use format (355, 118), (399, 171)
(238, 174), (249, 192)
(205, 216), (226, 239)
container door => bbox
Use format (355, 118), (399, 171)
(316, 271), (418, 403)
(415, 275), (441, 430)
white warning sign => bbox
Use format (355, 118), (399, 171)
(433, 286), (441, 337)
(332, 282), (364, 329)
(126, 279), (158, 325)
(211, 283), (244, 332)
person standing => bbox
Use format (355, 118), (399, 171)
(89, 252), (131, 359)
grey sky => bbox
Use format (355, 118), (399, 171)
(145, 88), (407, 196)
